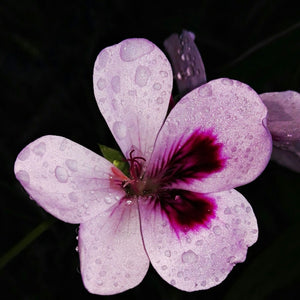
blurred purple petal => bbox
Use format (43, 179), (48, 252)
(260, 91), (300, 172)
(164, 30), (206, 96)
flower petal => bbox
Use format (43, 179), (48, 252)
(78, 199), (149, 295)
(14, 135), (125, 223)
(93, 38), (173, 161)
(139, 189), (258, 291)
(148, 78), (272, 193)
(164, 30), (207, 95)
(260, 91), (300, 172)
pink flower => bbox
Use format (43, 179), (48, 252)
(14, 38), (272, 295)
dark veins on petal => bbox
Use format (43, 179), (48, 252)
(149, 128), (226, 235)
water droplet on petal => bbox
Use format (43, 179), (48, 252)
(33, 142), (46, 157)
(246, 207), (252, 213)
(156, 97), (163, 104)
(170, 279), (176, 285)
(120, 39), (154, 62)
(16, 170), (30, 186)
(95, 50), (109, 70)
(221, 78), (234, 86)
(201, 280), (206, 287)
(164, 250), (171, 257)
(198, 84), (212, 97)
(181, 250), (198, 264)
(135, 65), (151, 87)
(176, 72), (183, 80)
(161, 265), (168, 270)
(97, 78), (106, 90)
(196, 240), (203, 246)
(95, 258), (102, 264)
(111, 75), (120, 93)
(159, 71), (168, 77)
(153, 82), (161, 90)
(55, 166), (68, 183)
(224, 207), (231, 215)
(65, 159), (78, 172)
(113, 121), (127, 140)
(18, 147), (30, 161)
(213, 226), (221, 235)
(59, 139), (68, 151)
(104, 196), (112, 204)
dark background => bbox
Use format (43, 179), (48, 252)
(1, 0), (299, 299)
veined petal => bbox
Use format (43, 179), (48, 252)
(148, 78), (272, 193)
(139, 189), (258, 291)
(14, 135), (125, 223)
(78, 199), (149, 295)
(93, 38), (173, 161)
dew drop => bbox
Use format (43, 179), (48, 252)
(135, 65), (151, 87)
(186, 66), (194, 77)
(201, 280), (206, 287)
(18, 147), (30, 161)
(16, 170), (30, 186)
(59, 139), (68, 151)
(32, 142), (46, 157)
(196, 240), (203, 246)
(177, 271), (183, 278)
(181, 250), (198, 264)
(159, 71), (168, 77)
(65, 159), (78, 172)
(111, 75), (120, 93)
(246, 207), (252, 213)
(75, 246), (79, 252)
(95, 258), (102, 265)
(153, 82), (161, 90)
(198, 84), (212, 97)
(221, 78), (234, 86)
(113, 121), (127, 140)
(224, 207), (232, 215)
(170, 279), (176, 285)
(161, 265), (167, 270)
(176, 72), (183, 80)
(97, 78), (106, 90)
(120, 39), (154, 62)
(164, 250), (171, 257)
(55, 166), (68, 183)
(104, 196), (112, 204)
(156, 97), (163, 104)
(95, 50), (109, 70)
(213, 226), (221, 235)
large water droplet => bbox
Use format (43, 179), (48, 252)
(95, 50), (109, 70)
(120, 39), (154, 62)
(221, 78), (234, 86)
(135, 65), (151, 87)
(16, 170), (30, 186)
(97, 78), (106, 90)
(198, 84), (212, 97)
(33, 142), (46, 157)
(65, 159), (78, 172)
(153, 82), (161, 90)
(18, 147), (30, 161)
(111, 75), (120, 93)
(181, 250), (198, 264)
(55, 166), (68, 183)
(113, 121), (127, 140)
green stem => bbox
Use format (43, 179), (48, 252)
(0, 218), (55, 270)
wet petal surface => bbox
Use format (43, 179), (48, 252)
(14, 135), (125, 223)
(149, 78), (272, 193)
(93, 38), (173, 161)
(139, 189), (258, 291)
(79, 199), (149, 295)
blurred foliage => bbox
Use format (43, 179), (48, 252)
(1, 0), (299, 299)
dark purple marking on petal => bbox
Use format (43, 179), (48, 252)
(153, 189), (216, 236)
(150, 128), (226, 186)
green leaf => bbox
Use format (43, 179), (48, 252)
(98, 144), (129, 176)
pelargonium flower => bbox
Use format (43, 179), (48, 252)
(14, 38), (272, 295)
